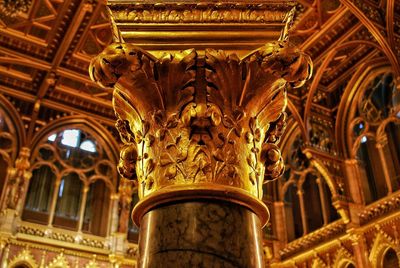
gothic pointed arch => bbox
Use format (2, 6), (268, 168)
(29, 115), (119, 164)
(338, 63), (399, 204)
(22, 116), (120, 236)
(8, 249), (38, 268)
(333, 247), (355, 268)
(369, 229), (400, 268)
(336, 61), (391, 158)
(279, 127), (341, 241)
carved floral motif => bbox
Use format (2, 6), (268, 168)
(109, 3), (293, 24)
(90, 40), (312, 203)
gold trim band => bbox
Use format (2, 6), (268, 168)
(132, 184), (270, 227)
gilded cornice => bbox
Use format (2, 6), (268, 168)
(358, 192), (400, 225)
(107, 1), (297, 56)
(279, 220), (346, 259)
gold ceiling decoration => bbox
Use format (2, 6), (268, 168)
(0, 0), (31, 17)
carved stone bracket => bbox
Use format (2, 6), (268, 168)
(90, 6), (312, 227)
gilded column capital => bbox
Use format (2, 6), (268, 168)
(90, 10), (312, 227)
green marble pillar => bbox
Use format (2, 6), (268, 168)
(138, 201), (265, 268)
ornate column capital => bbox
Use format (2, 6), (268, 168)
(90, 4), (312, 227)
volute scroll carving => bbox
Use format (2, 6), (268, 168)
(90, 23), (312, 227)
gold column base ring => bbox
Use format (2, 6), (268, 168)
(132, 183), (270, 228)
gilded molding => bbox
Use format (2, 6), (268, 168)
(279, 220), (346, 259)
(108, 3), (294, 24)
(47, 252), (70, 268)
(8, 248), (38, 268)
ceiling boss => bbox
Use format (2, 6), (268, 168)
(90, 1), (312, 266)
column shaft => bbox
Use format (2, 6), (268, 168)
(139, 201), (264, 268)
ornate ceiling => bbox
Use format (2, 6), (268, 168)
(0, 0), (398, 148)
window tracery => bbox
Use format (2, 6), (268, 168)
(348, 71), (400, 204)
(280, 133), (339, 242)
(23, 125), (118, 237)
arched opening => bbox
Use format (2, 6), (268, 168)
(83, 179), (111, 236)
(23, 121), (118, 237)
(382, 247), (399, 268)
(322, 180), (339, 222)
(349, 71), (399, 204)
(23, 165), (56, 224)
(53, 172), (83, 230)
(357, 137), (388, 203)
(12, 264), (31, 268)
(384, 122), (400, 191)
(303, 173), (324, 232)
(284, 183), (303, 241)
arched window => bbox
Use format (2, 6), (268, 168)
(281, 134), (340, 242)
(349, 72), (400, 204)
(382, 248), (400, 268)
(53, 173), (83, 230)
(23, 124), (118, 237)
(83, 179), (111, 236)
(356, 136), (387, 203)
(284, 183), (302, 241)
(385, 122), (400, 191)
(23, 165), (56, 224)
(303, 173), (324, 232)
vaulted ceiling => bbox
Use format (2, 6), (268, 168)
(0, 0), (398, 148)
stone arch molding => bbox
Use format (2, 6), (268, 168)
(369, 229), (400, 268)
(8, 249), (38, 268)
(333, 247), (355, 268)
(29, 115), (120, 164)
(47, 252), (70, 268)
(311, 256), (327, 268)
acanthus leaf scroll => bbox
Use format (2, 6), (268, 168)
(90, 40), (312, 201)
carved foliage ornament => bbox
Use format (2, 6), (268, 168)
(90, 35), (311, 225)
(0, 0), (32, 17)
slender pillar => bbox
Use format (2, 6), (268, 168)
(344, 159), (365, 204)
(297, 189), (308, 235)
(47, 179), (61, 227)
(350, 232), (372, 268)
(375, 136), (393, 194)
(77, 185), (89, 233)
(316, 178), (329, 225)
(90, 2), (312, 267)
